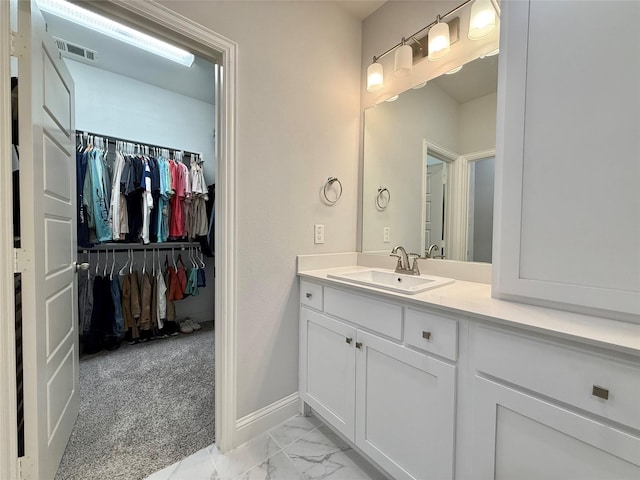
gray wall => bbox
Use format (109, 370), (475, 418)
(158, 0), (362, 419)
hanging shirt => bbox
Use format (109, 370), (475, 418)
(109, 151), (126, 240)
(89, 149), (111, 242)
(169, 160), (185, 238)
(140, 158), (154, 244)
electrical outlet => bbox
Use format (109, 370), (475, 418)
(383, 227), (390, 243)
(314, 224), (325, 244)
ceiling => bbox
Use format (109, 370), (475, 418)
(433, 53), (499, 104)
(41, 11), (217, 104)
(40, 1), (387, 105)
(335, 1), (386, 20)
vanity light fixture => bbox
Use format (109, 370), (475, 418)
(468, 0), (497, 39)
(365, 0), (477, 92)
(428, 16), (451, 61)
(367, 57), (384, 92)
(394, 38), (413, 77)
(37, 0), (195, 67)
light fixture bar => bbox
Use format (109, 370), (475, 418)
(36, 0), (195, 67)
(369, 0), (474, 64)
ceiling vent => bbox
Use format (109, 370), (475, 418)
(53, 37), (98, 64)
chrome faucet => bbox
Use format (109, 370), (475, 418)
(390, 246), (421, 275)
(426, 244), (440, 259)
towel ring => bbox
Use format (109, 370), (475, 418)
(376, 187), (391, 210)
(323, 177), (343, 205)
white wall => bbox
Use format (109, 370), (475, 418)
(66, 60), (217, 182)
(157, 1), (362, 419)
(459, 92), (497, 155)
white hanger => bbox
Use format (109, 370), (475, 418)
(95, 250), (100, 276)
(129, 249), (135, 274)
(110, 249), (116, 280)
(198, 250), (206, 269)
(118, 249), (130, 276)
(87, 250), (91, 280)
(171, 248), (177, 270)
(103, 249), (109, 277)
(142, 249), (147, 275)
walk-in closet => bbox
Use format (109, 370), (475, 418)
(9, 0), (219, 478)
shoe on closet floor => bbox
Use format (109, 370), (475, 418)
(178, 319), (193, 334)
(184, 317), (201, 331)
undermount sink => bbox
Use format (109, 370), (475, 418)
(327, 269), (454, 295)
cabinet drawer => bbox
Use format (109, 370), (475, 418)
(324, 287), (402, 340)
(475, 327), (640, 430)
(300, 280), (323, 310)
(405, 308), (458, 361)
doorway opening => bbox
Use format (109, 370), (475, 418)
(3, 1), (235, 478)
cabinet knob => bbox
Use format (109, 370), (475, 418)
(355, 342), (363, 349)
(592, 385), (609, 400)
(306, 292), (312, 299)
(345, 337), (353, 344)
(422, 331), (432, 340)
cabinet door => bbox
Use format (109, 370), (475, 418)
(300, 308), (356, 441)
(493, 0), (640, 316)
(355, 331), (456, 480)
(473, 376), (640, 480)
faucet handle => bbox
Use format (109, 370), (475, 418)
(408, 254), (421, 275)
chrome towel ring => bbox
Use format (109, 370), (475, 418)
(323, 177), (343, 205)
(376, 187), (391, 210)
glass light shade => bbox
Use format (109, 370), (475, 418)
(394, 44), (413, 77)
(428, 22), (451, 61)
(469, 0), (496, 40)
(367, 61), (384, 92)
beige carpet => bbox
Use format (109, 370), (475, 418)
(55, 322), (215, 480)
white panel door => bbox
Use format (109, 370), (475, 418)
(355, 331), (456, 480)
(18, 1), (78, 478)
(473, 377), (640, 480)
(300, 308), (356, 441)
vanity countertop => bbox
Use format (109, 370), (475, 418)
(298, 265), (640, 357)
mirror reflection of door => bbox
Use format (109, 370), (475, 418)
(425, 154), (446, 257)
(467, 156), (495, 262)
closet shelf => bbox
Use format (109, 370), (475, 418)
(79, 242), (202, 252)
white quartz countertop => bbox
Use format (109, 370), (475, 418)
(298, 265), (640, 357)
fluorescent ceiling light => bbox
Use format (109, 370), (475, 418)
(37, 0), (195, 67)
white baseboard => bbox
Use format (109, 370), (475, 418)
(234, 392), (300, 446)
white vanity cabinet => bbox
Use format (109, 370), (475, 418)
(471, 326), (640, 479)
(494, 0), (640, 316)
(299, 281), (457, 480)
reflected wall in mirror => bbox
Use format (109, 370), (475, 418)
(362, 54), (498, 263)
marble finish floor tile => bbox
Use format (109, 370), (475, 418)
(209, 432), (281, 480)
(146, 445), (219, 480)
(284, 425), (387, 480)
(268, 415), (322, 450)
(147, 415), (384, 480)
(234, 451), (305, 480)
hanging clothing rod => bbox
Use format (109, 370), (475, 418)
(76, 130), (202, 159)
(79, 242), (202, 252)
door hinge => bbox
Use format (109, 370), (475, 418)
(10, 31), (17, 56)
(13, 249), (27, 273)
(10, 31), (25, 57)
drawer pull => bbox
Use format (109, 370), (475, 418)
(422, 331), (432, 340)
(592, 385), (609, 400)
(355, 342), (363, 349)
(346, 337), (353, 345)
(306, 293), (312, 299)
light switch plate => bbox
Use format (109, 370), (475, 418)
(314, 224), (325, 244)
(383, 227), (390, 243)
